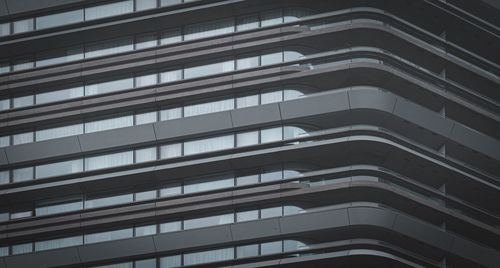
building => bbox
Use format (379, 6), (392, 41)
(0, 0), (499, 267)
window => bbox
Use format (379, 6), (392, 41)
(36, 46), (84, 67)
(159, 107), (182, 120)
(237, 14), (259, 31)
(184, 18), (235, 41)
(261, 90), (283, 104)
(160, 182), (182, 197)
(135, 225), (157, 237)
(184, 98), (234, 117)
(260, 127), (283, 143)
(85, 193), (133, 209)
(236, 244), (259, 258)
(13, 95), (34, 108)
(135, 147), (157, 163)
(236, 54), (259, 70)
(160, 221), (182, 233)
(183, 247), (234, 266)
(261, 10), (283, 27)
(0, 136), (9, 148)
(284, 89), (305, 101)
(260, 167), (283, 182)
(236, 94), (259, 108)
(36, 10), (84, 30)
(35, 200), (83, 216)
(183, 175), (234, 194)
(10, 211), (32, 219)
(261, 241), (283, 255)
(261, 51), (283, 66)
(85, 0), (134, 20)
(260, 207), (282, 219)
(160, 255), (182, 268)
(35, 159), (83, 178)
(12, 58), (34, 71)
(36, 123), (84, 141)
(135, 111), (157, 125)
(0, 62), (9, 74)
(0, 247), (8, 257)
(135, 0), (157, 11)
(284, 51), (303, 62)
(35, 236), (83, 251)
(183, 135), (234, 155)
(160, 143), (182, 159)
(36, 86), (84, 104)
(236, 210), (258, 222)
(93, 262), (133, 268)
(135, 33), (158, 49)
(0, 23), (10, 37)
(13, 18), (34, 33)
(236, 174), (259, 186)
(12, 167), (33, 182)
(284, 8), (312, 23)
(184, 60), (234, 79)
(0, 171), (9, 184)
(13, 132), (33, 145)
(284, 126), (307, 139)
(85, 151), (133, 171)
(183, 213), (233, 230)
(85, 77), (134, 96)
(84, 115), (133, 133)
(84, 228), (133, 244)
(85, 37), (134, 59)
(135, 73), (158, 87)
(135, 190), (157, 201)
(284, 240), (306, 251)
(236, 131), (259, 147)
(160, 0), (182, 7)
(160, 29), (182, 45)
(11, 243), (32, 255)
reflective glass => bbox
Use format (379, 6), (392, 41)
(85, 151), (133, 171)
(160, 107), (182, 120)
(84, 115), (133, 133)
(236, 54), (260, 70)
(0, 247), (8, 257)
(13, 19), (34, 33)
(260, 127), (283, 143)
(236, 210), (258, 222)
(284, 126), (307, 139)
(85, 77), (134, 96)
(183, 247), (234, 266)
(160, 69), (183, 83)
(136, 0), (157, 11)
(36, 10), (84, 30)
(85, 0), (134, 20)
(261, 241), (283, 255)
(260, 206), (282, 219)
(0, 170), (9, 184)
(184, 18), (235, 41)
(159, 182), (182, 197)
(36, 46), (84, 67)
(35, 236), (83, 251)
(283, 89), (305, 101)
(160, 29), (182, 45)
(13, 132), (33, 145)
(184, 98), (234, 117)
(0, 136), (9, 148)
(135, 225), (157, 237)
(237, 14), (259, 31)
(236, 244), (259, 258)
(13, 58), (34, 71)
(135, 73), (157, 87)
(135, 190), (157, 201)
(183, 213), (233, 230)
(84, 228), (133, 244)
(85, 193), (133, 209)
(261, 167), (283, 182)
(135, 147), (157, 163)
(135, 111), (157, 125)
(13, 95), (34, 108)
(261, 10), (283, 27)
(36, 123), (83, 142)
(184, 175), (234, 194)
(261, 51), (283, 66)
(136, 33), (158, 49)
(11, 243), (32, 255)
(183, 135), (234, 155)
(184, 60), (234, 79)
(160, 221), (182, 233)
(236, 174), (259, 186)
(85, 37), (134, 59)
(160, 255), (181, 268)
(36, 86), (84, 104)
(160, 0), (182, 7)
(261, 90), (283, 104)
(36, 200), (83, 216)
(12, 167), (33, 182)
(0, 23), (10, 37)
(284, 240), (306, 251)
(160, 143), (182, 159)
(236, 131), (259, 147)
(35, 159), (83, 178)
(0, 62), (9, 74)
(284, 51), (303, 62)
(10, 211), (32, 219)
(236, 94), (259, 108)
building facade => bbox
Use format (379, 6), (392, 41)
(0, 0), (499, 267)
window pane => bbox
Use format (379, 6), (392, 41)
(261, 51), (283, 66)
(135, 190), (157, 201)
(261, 90), (282, 104)
(36, 123), (83, 141)
(36, 86), (84, 104)
(135, 225), (157, 237)
(159, 107), (182, 120)
(159, 182), (182, 197)
(183, 135), (234, 155)
(261, 127), (282, 143)
(10, 210), (32, 219)
(92, 262), (133, 268)
(0, 136), (9, 148)
(85, 151), (133, 171)
(85, 0), (133, 20)
(136, 0), (157, 11)
(135, 73), (158, 87)
(261, 167), (283, 182)
(236, 210), (258, 222)
(85, 115), (133, 133)
(284, 51), (303, 62)
(160, 0), (182, 6)
(184, 18), (235, 41)
(0, 62), (10, 74)
(135, 111), (157, 125)
(85, 37), (134, 59)
(160, 221), (182, 233)
(160, 255), (182, 268)
(284, 8), (313, 23)
(85, 77), (134, 96)
(184, 98), (234, 117)
(35, 235), (83, 251)
(0, 170), (10, 184)
(135, 147), (157, 163)
(0, 247), (8, 257)
(237, 14), (259, 31)
(13, 19), (34, 33)
(160, 28), (182, 45)
(261, 241), (283, 255)
(35, 159), (83, 178)
(236, 94), (259, 108)
(284, 240), (306, 251)
(284, 126), (307, 139)
(184, 175), (234, 194)
(160, 143), (182, 159)
(13, 95), (34, 108)
(236, 131), (259, 147)
(261, 10), (283, 27)
(283, 89), (305, 101)
(13, 132), (33, 145)
(85, 193), (133, 209)
(184, 213), (233, 230)
(160, 68), (183, 83)
(237, 244), (259, 258)
(236, 174), (259, 186)
(183, 247), (234, 266)
(283, 206), (301, 216)
(12, 167), (33, 182)
(36, 46), (84, 67)
(36, 9), (84, 30)
(84, 228), (133, 244)
(261, 207), (282, 219)
(236, 54), (259, 70)
(36, 200), (83, 216)
(0, 23), (10, 37)
(12, 243), (32, 255)
(184, 60), (234, 79)
(13, 58), (34, 71)
(136, 32), (158, 49)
